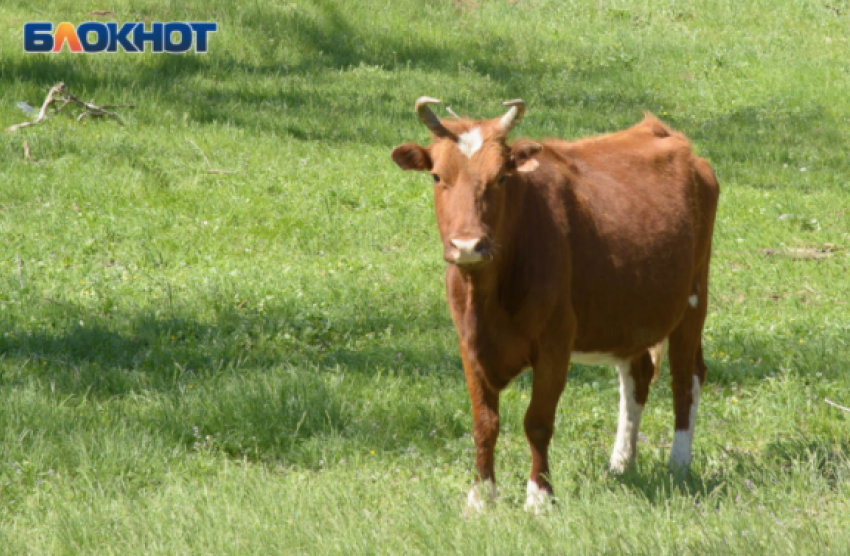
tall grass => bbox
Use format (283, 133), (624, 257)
(1, 0), (848, 553)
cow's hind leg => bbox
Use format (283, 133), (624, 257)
(667, 158), (718, 472)
(667, 273), (710, 471)
(609, 352), (655, 473)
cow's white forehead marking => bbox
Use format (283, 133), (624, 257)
(458, 127), (483, 158)
(688, 294), (698, 308)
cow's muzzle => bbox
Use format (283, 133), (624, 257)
(446, 237), (491, 266)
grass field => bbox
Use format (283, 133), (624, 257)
(1, 0), (849, 553)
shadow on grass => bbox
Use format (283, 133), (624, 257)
(763, 435), (850, 487)
(607, 433), (850, 507)
(2, 0), (842, 167)
(0, 1), (685, 145)
(685, 104), (847, 178)
(0, 286), (467, 463)
(5, 48), (842, 180)
(0, 290), (457, 393)
(607, 463), (729, 506)
(2, 1), (545, 91)
(2, 285), (846, 465)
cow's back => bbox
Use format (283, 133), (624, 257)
(527, 116), (719, 357)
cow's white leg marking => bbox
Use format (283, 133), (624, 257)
(458, 127), (483, 158)
(669, 375), (701, 470)
(524, 480), (551, 514)
(610, 359), (644, 473)
(466, 480), (496, 513)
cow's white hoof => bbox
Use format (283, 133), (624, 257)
(609, 451), (634, 475)
(668, 452), (692, 475)
(465, 480), (497, 514)
(523, 480), (552, 515)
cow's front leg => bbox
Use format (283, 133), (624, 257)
(523, 357), (567, 513)
(460, 344), (500, 512)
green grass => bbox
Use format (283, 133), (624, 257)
(1, 0), (849, 553)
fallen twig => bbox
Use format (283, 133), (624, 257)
(187, 139), (212, 167)
(759, 247), (837, 260)
(23, 140), (31, 162)
(5, 82), (134, 132)
(5, 82), (67, 133)
(446, 105), (462, 119)
(188, 138), (237, 175)
(824, 398), (850, 412)
(825, 4), (843, 16)
(64, 92), (126, 125)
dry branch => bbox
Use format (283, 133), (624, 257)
(64, 92), (128, 125)
(188, 138), (237, 175)
(187, 139), (212, 167)
(759, 247), (837, 260)
(824, 398), (850, 413)
(5, 82), (134, 133)
(5, 82), (67, 133)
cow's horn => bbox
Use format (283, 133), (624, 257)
(498, 99), (526, 134)
(415, 97), (450, 136)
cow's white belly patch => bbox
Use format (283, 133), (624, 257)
(571, 352), (624, 366)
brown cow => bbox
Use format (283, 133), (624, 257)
(391, 98), (719, 513)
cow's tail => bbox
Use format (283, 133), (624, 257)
(649, 339), (668, 382)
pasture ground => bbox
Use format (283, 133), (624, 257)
(1, 0), (849, 553)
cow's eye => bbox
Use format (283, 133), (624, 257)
(498, 175), (507, 185)
(432, 174), (441, 184)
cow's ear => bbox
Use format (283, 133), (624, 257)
(509, 141), (543, 173)
(391, 143), (432, 171)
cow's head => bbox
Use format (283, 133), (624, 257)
(391, 97), (541, 267)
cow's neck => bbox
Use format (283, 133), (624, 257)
(452, 182), (544, 381)
(459, 177), (536, 318)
